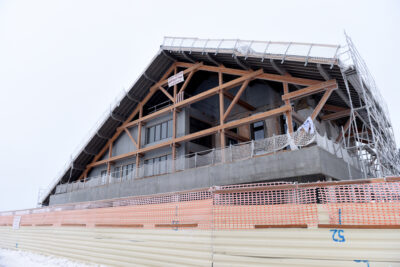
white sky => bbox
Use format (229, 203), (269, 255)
(0, 0), (399, 211)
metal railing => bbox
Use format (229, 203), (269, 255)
(54, 130), (359, 195)
(162, 37), (341, 67)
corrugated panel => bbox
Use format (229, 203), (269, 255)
(0, 227), (399, 266)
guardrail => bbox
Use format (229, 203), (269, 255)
(53, 130), (359, 195)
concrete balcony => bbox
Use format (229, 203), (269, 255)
(50, 132), (363, 205)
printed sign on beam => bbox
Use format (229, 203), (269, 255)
(168, 71), (184, 87)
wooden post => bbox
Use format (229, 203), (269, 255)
(107, 143), (112, 183)
(283, 82), (294, 134)
(219, 71), (226, 162)
(172, 68), (177, 172)
(135, 105), (143, 177)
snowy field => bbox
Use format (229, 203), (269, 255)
(0, 248), (103, 267)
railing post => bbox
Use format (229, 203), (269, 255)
(230, 144), (233, 162)
(273, 134), (276, 154)
(194, 152), (198, 168)
(212, 148), (215, 164)
(250, 140), (254, 158)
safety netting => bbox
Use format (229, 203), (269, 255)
(2, 178), (400, 229)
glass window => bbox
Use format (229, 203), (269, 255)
(144, 155), (170, 176)
(161, 122), (167, 139)
(113, 166), (121, 179)
(100, 170), (108, 184)
(147, 120), (173, 144)
(252, 121), (265, 140)
(155, 124), (161, 141)
(168, 120), (173, 137)
(148, 127), (155, 143)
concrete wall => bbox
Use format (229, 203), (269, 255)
(50, 146), (363, 205)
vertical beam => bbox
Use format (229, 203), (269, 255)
(107, 143), (112, 177)
(219, 71), (226, 149)
(172, 68), (178, 172)
(336, 117), (351, 143)
(135, 105), (143, 177)
(283, 82), (293, 133)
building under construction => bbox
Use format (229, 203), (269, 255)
(39, 35), (398, 206)
(1, 36), (400, 267)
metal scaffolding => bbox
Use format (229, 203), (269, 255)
(162, 35), (399, 178)
(338, 33), (399, 177)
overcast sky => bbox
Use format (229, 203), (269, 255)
(0, 0), (399, 211)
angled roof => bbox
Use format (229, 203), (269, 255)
(40, 37), (394, 205)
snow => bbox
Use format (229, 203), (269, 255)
(0, 248), (103, 267)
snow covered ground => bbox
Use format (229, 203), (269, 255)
(0, 248), (103, 267)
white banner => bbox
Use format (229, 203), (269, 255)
(299, 116), (315, 134)
(12, 216), (21, 230)
(168, 71), (184, 87)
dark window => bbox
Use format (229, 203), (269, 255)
(252, 121), (265, 140)
(148, 127), (155, 143)
(227, 138), (238, 145)
(190, 117), (212, 148)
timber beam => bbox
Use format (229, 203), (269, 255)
(323, 104), (348, 112)
(79, 61), (331, 179)
(78, 63), (180, 179)
(282, 80), (338, 101)
(122, 69), (264, 129)
(175, 62), (322, 86)
(223, 80), (250, 121)
(223, 92), (256, 111)
(321, 109), (351, 121)
(159, 86), (175, 102)
(225, 130), (250, 142)
(311, 88), (335, 120)
(88, 105), (290, 168)
(336, 117), (351, 143)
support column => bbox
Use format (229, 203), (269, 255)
(107, 143), (113, 183)
(283, 82), (293, 134)
(219, 71), (226, 162)
(172, 67), (178, 172)
(135, 105), (143, 177)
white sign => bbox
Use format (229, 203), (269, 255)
(12, 216), (21, 230)
(168, 71), (184, 87)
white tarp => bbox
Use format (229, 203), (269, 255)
(168, 71), (184, 87)
(299, 116), (315, 134)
